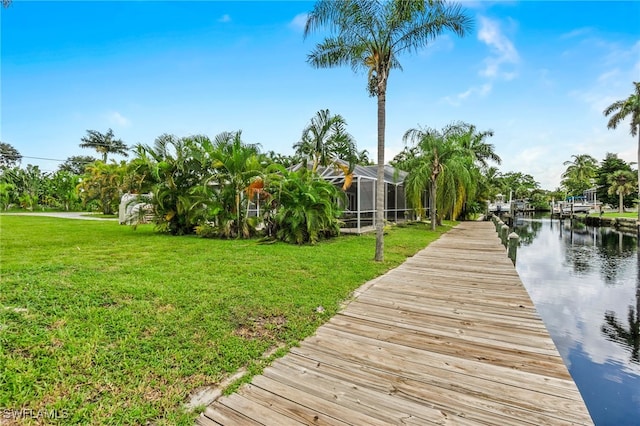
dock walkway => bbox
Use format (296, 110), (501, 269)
(197, 221), (593, 425)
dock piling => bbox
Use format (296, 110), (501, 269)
(500, 224), (509, 247)
(508, 232), (519, 264)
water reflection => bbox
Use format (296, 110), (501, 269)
(513, 216), (640, 425)
(512, 214), (542, 245)
(518, 218), (637, 284)
(602, 303), (640, 364)
(602, 248), (640, 365)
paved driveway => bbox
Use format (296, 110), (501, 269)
(1, 212), (117, 221)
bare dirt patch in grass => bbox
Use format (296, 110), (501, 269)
(233, 314), (287, 340)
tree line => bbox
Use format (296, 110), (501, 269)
(0, 106), (636, 241)
(0, 111), (368, 245)
(560, 153), (637, 213)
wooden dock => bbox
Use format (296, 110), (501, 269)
(197, 221), (593, 425)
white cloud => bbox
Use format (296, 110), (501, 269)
(442, 83), (492, 106)
(597, 69), (620, 83)
(514, 145), (549, 169)
(218, 14), (231, 23)
(289, 13), (308, 32)
(560, 27), (593, 39)
(106, 111), (131, 128)
(477, 16), (519, 80)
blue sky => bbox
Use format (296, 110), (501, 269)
(2, 1), (639, 190)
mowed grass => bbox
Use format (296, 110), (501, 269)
(588, 211), (638, 219)
(0, 216), (451, 425)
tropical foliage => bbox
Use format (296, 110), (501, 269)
(0, 165), (47, 210)
(294, 109), (359, 173)
(133, 131), (346, 244)
(0, 142), (22, 168)
(561, 154), (598, 196)
(604, 81), (640, 220)
(265, 166), (344, 244)
(607, 170), (637, 214)
(395, 122), (500, 230)
(208, 131), (265, 238)
(134, 134), (211, 235)
(47, 170), (81, 211)
(59, 155), (97, 175)
(304, 0), (472, 260)
(595, 153), (636, 209)
(77, 161), (128, 215)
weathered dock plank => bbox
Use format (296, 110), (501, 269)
(197, 221), (593, 425)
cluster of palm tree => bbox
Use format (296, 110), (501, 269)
(293, 109), (361, 173)
(558, 152), (637, 213)
(132, 132), (264, 237)
(0, 164), (84, 212)
(561, 154), (599, 196)
(1, 113), (365, 244)
(126, 130), (346, 243)
(393, 121), (501, 230)
(77, 162), (129, 215)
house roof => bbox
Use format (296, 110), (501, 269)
(292, 161), (407, 185)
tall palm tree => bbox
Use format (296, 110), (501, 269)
(604, 82), (640, 222)
(561, 154), (598, 196)
(80, 128), (129, 162)
(608, 170), (636, 214)
(305, 0), (472, 261)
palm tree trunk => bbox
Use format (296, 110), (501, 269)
(374, 88), (386, 262)
(637, 130), (639, 230)
(430, 180), (437, 231)
(236, 191), (241, 239)
(620, 191), (624, 214)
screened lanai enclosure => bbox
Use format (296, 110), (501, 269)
(246, 163), (427, 234)
(314, 163), (417, 234)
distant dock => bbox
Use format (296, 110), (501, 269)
(197, 221), (593, 425)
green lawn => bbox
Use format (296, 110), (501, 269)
(0, 216), (451, 425)
(588, 211), (638, 219)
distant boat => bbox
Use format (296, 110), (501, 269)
(553, 196), (593, 215)
(488, 194), (511, 213)
(561, 203), (591, 214)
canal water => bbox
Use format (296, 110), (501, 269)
(513, 216), (639, 425)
